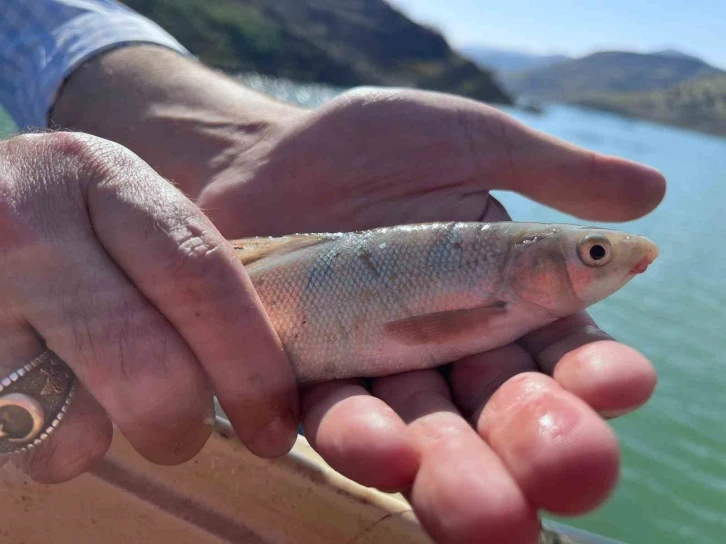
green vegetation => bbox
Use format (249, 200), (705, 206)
(121, 0), (511, 104)
(498, 50), (726, 136)
(0, 108), (15, 137)
(571, 74), (726, 136)
(500, 51), (722, 101)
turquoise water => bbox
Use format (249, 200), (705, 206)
(238, 75), (726, 544)
(495, 106), (726, 544)
(3, 77), (726, 543)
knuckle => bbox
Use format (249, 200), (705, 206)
(30, 131), (112, 166)
(36, 131), (97, 159)
(175, 222), (222, 262)
(164, 218), (226, 281)
(2, 131), (89, 158)
(0, 132), (98, 244)
(57, 133), (143, 187)
(83, 139), (142, 182)
(11, 132), (147, 193)
(7, 132), (109, 177)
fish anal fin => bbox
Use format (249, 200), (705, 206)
(384, 302), (507, 346)
(231, 234), (335, 266)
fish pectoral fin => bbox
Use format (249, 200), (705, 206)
(231, 234), (336, 266)
(383, 302), (508, 346)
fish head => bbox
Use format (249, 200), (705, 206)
(504, 224), (659, 316)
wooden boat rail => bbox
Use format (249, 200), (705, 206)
(0, 413), (625, 543)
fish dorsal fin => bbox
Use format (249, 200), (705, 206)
(231, 233), (337, 266)
(384, 302), (508, 346)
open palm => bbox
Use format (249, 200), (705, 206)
(196, 88), (665, 542)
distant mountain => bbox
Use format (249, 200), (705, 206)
(494, 48), (726, 136)
(120, 0), (511, 105)
(460, 45), (570, 73)
(649, 49), (703, 62)
(571, 73), (726, 136)
(500, 50), (723, 101)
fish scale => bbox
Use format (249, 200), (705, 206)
(235, 222), (658, 383)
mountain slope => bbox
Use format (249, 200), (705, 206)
(461, 45), (569, 73)
(500, 51), (723, 101)
(571, 73), (726, 136)
(121, 0), (512, 104)
(650, 49), (704, 62)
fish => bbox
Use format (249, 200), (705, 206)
(232, 222), (659, 384)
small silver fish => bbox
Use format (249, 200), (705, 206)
(233, 222), (658, 384)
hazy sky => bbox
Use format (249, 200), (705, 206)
(387, 0), (726, 69)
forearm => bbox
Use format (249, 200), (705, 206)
(0, 0), (190, 129)
(51, 45), (302, 198)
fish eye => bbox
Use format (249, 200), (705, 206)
(589, 244), (606, 260)
(577, 235), (612, 267)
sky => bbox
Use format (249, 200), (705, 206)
(387, 0), (726, 69)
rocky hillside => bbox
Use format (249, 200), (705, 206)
(492, 49), (726, 136)
(462, 45), (569, 73)
(571, 73), (726, 137)
(121, 0), (512, 104)
(500, 51), (723, 101)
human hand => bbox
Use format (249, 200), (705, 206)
(195, 89), (665, 543)
(0, 133), (299, 483)
(51, 47), (665, 543)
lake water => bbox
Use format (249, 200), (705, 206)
(239, 77), (726, 543)
(493, 107), (726, 544)
(3, 75), (725, 544)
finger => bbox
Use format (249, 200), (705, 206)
(374, 370), (540, 544)
(476, 372), (620, 516)
(14, 239), (214, 465)
(0, 317), (112, 483)
(449, 344), (538, 421)
(301, 380), (419, 492)
(519, 313), (657, 417)
(4, 133), (216, 464)
(16, 386), (113, 484)
(460, 102), (666, 221)
(82, 137), (299, 457)
(554, 341), (657, 419)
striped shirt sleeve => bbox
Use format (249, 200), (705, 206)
(0, 0), (191, 130)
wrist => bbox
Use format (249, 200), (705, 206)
(50, 45), (303, 198)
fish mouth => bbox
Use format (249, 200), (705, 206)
(631, 258), (651, 274)
(630, 239), (659, 274)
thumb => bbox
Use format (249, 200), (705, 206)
(483, 110), (666, 222)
